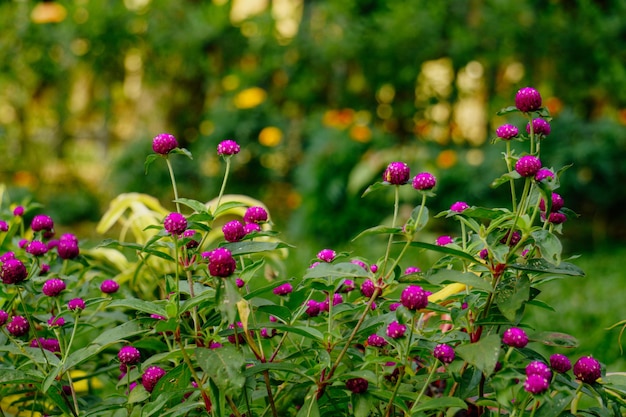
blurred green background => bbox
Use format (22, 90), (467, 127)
(1, 0), (625, 369)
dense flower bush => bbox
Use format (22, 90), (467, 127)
(1, 88), (626, 416)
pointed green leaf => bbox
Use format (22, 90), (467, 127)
(171, 147), (193, 159)
(173, 198), (209, 214)
(296, 386), (320, 417)
(427, 269), (492, 292)
(510, 258), (585, 276)
(196, 345), (245, 398)
(222, 240), (291, 256)
(407, 241), (477, 263)
(496, 275), (530, 321)
(304, 262), (372, 280)
(144, 154), (160, 174)
(409, 205), (429, 231)
(108, 298), (167, 317)
(463, 207), (510, 220)
(351, 225), (403, 242)
(456, 334), (501, 377)
(411, 397), (468, 414)
(531, 331), (579, 348)
(532, 229), (562, 265)
(213, 201), (247, 217)
(496, 105), (519, 116)
(361, 181), (389, 198)
(490, 171), (520, 189)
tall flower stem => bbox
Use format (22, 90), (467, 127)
(409, 359), (440, 413)
(505, 141), (518, 212)
(165, 158), (181, 213)
(381, 186), (401, 276)
(214, 158), (232, 213)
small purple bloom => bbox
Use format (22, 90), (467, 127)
(433, 343), (455, 364)
(502, 327), (528, 348)
(527, 118), (551, 136)
(524, 374), (550, 394)
(1, 258), (28, 284)
(273, 282), (293, 296)
(57, 234), (80, 259)
(389, 302), (401, 311)
(68, 298), (86, 311)
(320, 293), (343, 312)
(340, 279), (355, 293)
(345, 377), (369, 394)
(450, 201), (469, 213)
(0, 221), (8, 232)
(404, 266), (421, 275)
(243, 222), (261, 235)
(400, 285), (429, 310)
(573, 356), (602, 383)
(317, 249), (336, 263)
(540, 193), (564, 213)
(0, 310), (8, 326)
(305, 300), (321, 317)
(163, 212), (187, 235)
(0, 252), (15, 262)
(496, 124), (519, 140)
(382, 161), (411, 185)
(48, 316), (65, 327)
(515, 155), (542, 177)
(184, 229), (200, 248)
(6, 315), (29, 337)
(367, 334), (388, 347)
(142, 366), (166, 393)
(412, 172), (436, 191)
(243, 206), (268, 224)
(205, 247), (237, 277)
(526, 361), (552, 381)
(152, 133), (178, 155)
(547, 212), (567, 224)
(118, 346), (141, 365)
(500, 230), (521, 246)
(386, 321), (407, 339)
(222, 220), (245, 242)
(360, 279), (376, 298)
(101, 279), (120, 294)
(550, 354), (572, 373)
(535, 168), (555, 182)
(42, 278), (66, 297)
(351, 259), (368, 270)
(217, 140), (240, 156)
(436, 235), (453, 246)
(31, 214), (54, 232)
(479, 248), (489, 259)
(235, 278), (245, 288)
(13, 206), (24, 216)
(370, 264), (378, 273)
(31, 337), (60, 353)
(515, 87), (542, 113)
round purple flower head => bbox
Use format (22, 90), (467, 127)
(273, 282), (293, 296)
(0, 310), (8, 326)
(351, 259), (368, 271)
(1, 258), (28, 284)
(412, 172), (436, 191)
(360, 279), (376, 298)
(243, 206), (268, 224)
(163, 212), (187, 235)
(317, 249), (336, 263)
(515, 155), (541, 177)
(526, 361), (552, 380)
(13, 206), (25, 217)
(142, 366), (166, 393)
(235, 277), (245, 288)
(496, 124), (519, 140)
(243, 222), (261, 235)
(152, 133), (178, 155)
(101, 279), (120, 294)
(400, 285), (429, 310)
(550, 354), (572, 374)
(31, 338), (60, 353)
(383, 161), (410, 185)
(68, 298), (86, 311)
(222, 220), (245, 242)
(345, 377), (369, 394)
(527, 118), (551, 136)
(0, 221), (8, 232)
(386, 321), (407, 339)
(340, 279), (355, 293)
(547, 212), (567, 224)
(31, 214), (54, 232)
(42, 278), (66, 297)
(540, 193), (564, 213)
(515, 87), (542, 113)
(367, 334), (388, 348)
(320, 293), (343, 312)
(573, 356), (602, 383)
(48, 316), (65, 327)
(502, 327), (528, 348)
(450, 201), (469, 213)
(57, 234), (79, 259)
(205, 247), (236, 277)
(524, 374), (549, 394)
(7, 315), (30, 337)
(305, 300), (321, 317)
(217, 140), (240, 156)
(26, 240), (48, 256)
(433, 344), (455, 364)
(436, 235), (454, 246)
(0, 252), (15, 262)
(404, 266), (421, 275)
(118, 346), (141, 365)
(535, 168), (555, 182)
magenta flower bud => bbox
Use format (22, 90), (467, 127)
(18, 239), (29, 249)
(31, 214), (54, 232)
(502, 327), (528, 348)
(527, 118), (551, 136)
(25, 240), (48, 257)
(573, 356), (602, 383)
(0, 252), (15, 262)
(0, 310), (8, 326)
(479, 248), (488, 259)
(235, 278), (245, 288)
(351, 259), (368, 270)
(540, 193), (564, 212)
(183, 229), (199, 248)
(150, 314), (166, 321)
(524, 374), (549, 394)
(526, 361), (552, 380)
(261, 328), (275, 338)
(317, 249), (336, 263)
(7, 315), (30, 337)
(386, 321), (407, 339)
(1, 258), (28, 284)
(547, 212), (567, 224)
(360, 279), (376, 298)
(433, 344), (455, 364)
(404, 266), (421, 275)
(217, 140), (240, 156)
(436, 235), (453, 246)
(163, 212), (187, 235)
(412, 172), (436, 191)
(496, 124), (519, 140)
(13, 206), (24, 216)
(57, 234), (80, 259)
(152, 133), (178, 155)
(345, 377), (369, 394)
(222, 220), (245, 242)
(550, 354), (572, 373)
(382, 161), (411, 185)
(320, 293), (343, 312)
(118, 346), (141, 365)
(515, 155), (542, 177)
(367, 334), (388, 348)
(389, 302), (401, 311)
(42, 278), (66, 297)
(273, 282), (293, 296)
(305, 300), (321, 317)
(340, 279), (355, 293)
(450, 201), (469, 213)
(500, 230), (521, 246)
(370, 264), (378, 273)
(142, 366), (166, 393)
(205, 247), (236, 277)
(48, 316), (65, 327)
(400, 285), (429, 310)
(101, 279), (120, 294)
(243, 223), (261, 235)
(535, 168), (555, 182)
(243, 206), (268, 224)
(68, 298), (86, 311)
(31, 338), (60, 353)
(515, 87), (542, 113)
(0, 221), (8, 232)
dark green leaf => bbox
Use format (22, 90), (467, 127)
(269, 324), (324, 341)
(361, 181), (389, 198)
(196, 345), (245, 398)
(407, 241), (477, 263)
(535, 392), (576, 417)
(456, 334), (501, 377)
(463, 207), (510, 220)
(532, 229), (562, 265)
(222, 240), (291, 256)
(427, 269), (493, 293)
(171, 147), (193, 159)
(351, 225), (403, 242)
(174, 198), (209, 214)
(496, 275), (530, 321)
(411, 397), (468, 414)
(491, 171), (520, 189)
(296, 386), (320, 417)
(108, 298), (167, 317)
(144, 154), (160, 174)
(496, 105), (519, 115)
(510, 258), (585, 276)
(531, 331), (579, 348)
(213, 201), (247, 217)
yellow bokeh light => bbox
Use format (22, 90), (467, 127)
(259, 126), (283, 147)
(233, 87), (267, 109)
(436, 149), (458, 169)
(349, 125), (372, 143)
(222, 74), (240, 91)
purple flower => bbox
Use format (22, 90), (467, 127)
(573, 356), (602, 383)
(205, 248), (237, 277)
(496, 124), (519, 140)
(163, 212), (187, 235)
(42, 278), (66, 297)
(0, 252), (15, 262)
(39, 264), (50, 275)
(502, 327), (528, 348)
(500, 230), (521, 246)
(31, 214), (54, 232)
(261, 328), (276, 338)
(550, 354), (572, 373)
(152, 133), (178, 155)
(243, 222), (261, 235)
(317, 249), (336, 263)
(57, 234), (80, 259)
(535, 168), (555, 182)
(243, 206), (268, 224)
(1, 258), (28, 284)
(433, 344), (455, 364)
(412, 172), (436, 191)
(547, 212), (567, 224)
(450, 201), (469, 213)
(320, 293), (343, 312)
(118, 346), (141, 365)
(389, 302), (401, 311)
(436, 235), (453, 246)
(273, 282), (293, 296)
(515, 155), (542, 177)
(48, 316), (65, 327)
(142, 366), (166, 393)
(370, 264), (378, 273)
(305, 300), (321, 317)
(0, 310), (8, 326)
(235, 278), (245, 288)
(367, 334), (388, 348)
(340, 279), (355, 293)
(515, 87), (542, 113)
(404, 266), (421, 275)
(526, 361), (552, 381)
(383, 161), (411, 185)
(540, 193), (564, 213)
(184, 230), (199, 248)
(351, 259), (368, 270)
(6, 315), (29, 337)
(527, 118), (551, 136)
(68, 298), (86, 311)
(360, 279), (376, 298)
(386, 321), (407, 339)
(524, 374), (549, 394)
(13, 206), (24, 217)
(31, 337), (60, 353)
(217, 140), (240, 156)
(222, 220), (245, 242)
(345, 377), (369, 394)
(101, 279), (120, 294)
(400, 285), (429, 310)
(0, 221), (8, 232)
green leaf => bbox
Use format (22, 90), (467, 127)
(222, 240), (291, 256)
(144, 154), (160, 174)
(243, 362), (307, 377)
(354, 393), (374, 417)
(496, 105), (519, 115)
(510, 258), (585, 276)
(531, 331), (579, 348)
(407, 241), (477, 263)
(491, 171), (520, 189)
(173, 198), (209, 214)
(217, 278), (242, 324)
(256, 304), (293, 323)
(427, 269), (493, 293)
(456, 334), (501, 377)
(269, 324), (324, 341)
(296, 386), (320, 417)
(351, 225), (403, 242)
(411, 397), (468, 414)
(108, 298), (167, 317)
(534, 391), (576, 417)
(0, 369), (36, 384)
(171, 147), (193, 159)
(496, 275), (531, 322)
(361, 181), (388, 198)
(408, 205), (429, 232)
(196, 345), (245, 398)
(304, 261), (372, 280)
(213, 201), (247, 217)
(532, 229), (562, 265)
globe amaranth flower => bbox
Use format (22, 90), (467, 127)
(118, 346), (141, 365)
(360, 279), (376, 298)
(412, 172), (436, 191)
(317, 248), (336, 263)
(515, 87), (542, 113)
(243, 206), (268, 224)
(573, 356), (602, 383)
(57, 233), (80, 259)
(235, 278), (245, 288)
(515, 155), (542, 177)
(502, 327), (528, 348)
(243, 223), (261, 235)
(183, 229), (200, 249)
(400, 285), (429, 310)
(527, 118), (551, 136)
(42, 278), (66, 297)
(68, 298), (86, 311)
(101, 279), (120, 294)
(7, 315), (30, 337)
(540, 193), (564, 213)
(345, 377), (369, 394)
(351, 259), (368, 271)
(550, 354), (572, 373)
(436, 235), (454, 246)
(404, 266), (421, 275)
(370, 264), (378, 273)
(382, 161), (410, 185)
(496, 124), (519, 140)
(367, 334), (388, 348)
(450, 201), (470, 213)
(222, 220), (245, 242)
(500, 230), (521, 246)
(389, 302), (401, 311)
(0, 310), (8, 326)
(25, 240), (48, 256)
(320, 293), (343, 312)
(340, 279), (355, 293)
(305, 300), (321, 317)
(524, 374), (550, 394)
(13, 206), (24, 217)
(48, 316), (65, 327)
(547, 212), (567, 224)
(1, 251), (15, 262)
(526, 361), (552, 381)
(273, 282), (293, 296)
(205, 247), (237, 277)
(142, 366), (166, 393)
(535, 168), (555, 182)
(163, 212), (187, 235)
(433, 344), (455, 364)
(1, 258), (28, 284)
(31, 214), (54, 232)
(217, 140), (240, 156)
(30, 337), (60, 353)
(386, 321), (407, 339)
(0, 220), (8, 232)
(152, 133), (178, 155)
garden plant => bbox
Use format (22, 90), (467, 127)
(1, 87), (626, 416)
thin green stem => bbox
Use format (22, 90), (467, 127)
(382, 186), (401, 276)
(214, 158), (232, 213)
(65, 371), (80, 416)
(410, 359), (440, 413)
(165, 158), (181, 213)
(505, 141), (518, 212)
(383, 366), (405, 417)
